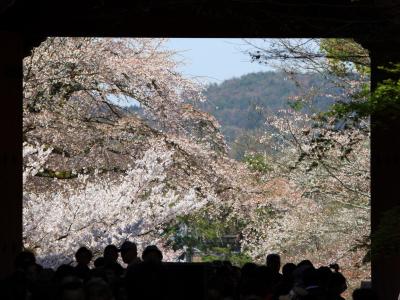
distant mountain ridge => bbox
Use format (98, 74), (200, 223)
(195, 71), (334, 159)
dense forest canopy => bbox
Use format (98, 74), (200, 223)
(193, 71), (340, 159)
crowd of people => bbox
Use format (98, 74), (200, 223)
(1, 241), (378, 300)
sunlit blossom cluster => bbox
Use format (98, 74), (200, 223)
(23, 138), (221, 267)
(23, 37), (248, 268)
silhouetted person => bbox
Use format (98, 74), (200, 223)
(142, 245), (163, 263)
(119, 241), (141, 266)
(104, 245), (119, 262)
(254, 265), (275, 299)
(15, 251), (37, 271)
(297, 260), (314, 269)
(266, 253), (281, 274)
(352, 288), (379, 300)
(239, 263), (257, 299)
(30, 267), (56, 300)
(300, 267), (326, 300)
(125, 245), (167, 300)
(74, 246), (93, 280)
(93, 257), (105, 268)
(241, 262), (258, 279)
(316, 266), (333, 292)
(326, 272), (347, 300)
(275, 263), (297, 299)
(266, 253), (283, 295)
(103, 244), (123, 276)
(1, 242), (358, 300)
(2, 251), (40, 300)
(282, 263), (296, 278)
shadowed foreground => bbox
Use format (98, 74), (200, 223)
(1, 244), (378, 300)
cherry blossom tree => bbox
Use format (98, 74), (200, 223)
(24, 138), (218, 266)
(241, 39), (371, 291)
(23, 37), (371, 296)
(22, 37), (247, 267)
(24, 38), (203, 118)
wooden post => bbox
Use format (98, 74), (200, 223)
(0, 31), (23, 279)
(369, 44), (400, 300)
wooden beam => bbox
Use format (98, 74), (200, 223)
(369, 43), (400, 300)
(0, 31), (23, 279)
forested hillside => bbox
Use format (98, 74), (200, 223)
(196, 72), (335, 159)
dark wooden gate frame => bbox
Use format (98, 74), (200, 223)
(1, 1), (399, 299)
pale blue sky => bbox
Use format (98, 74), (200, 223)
(164, 38), (271, 84)
(112, 38), (271, 106)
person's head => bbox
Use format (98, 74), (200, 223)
(266, 253), (281, 273)
(352, 288), (378, 300)
(75, 247), (93, 266)
(327, 272), (347, 296)
(15, 250), (36, 271)
(282, 262), (296, 277)
(119, 241), (138, 264)
(316, 266), (333, 289)
(241, 262), (258, 279)
(103, 244), (119, 262)
(94, 257), (105, 268)
(297, 259), (314, 269)
(142, 245), (163, 263)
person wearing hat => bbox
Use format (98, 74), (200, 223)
(119, 241), (141, 267)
